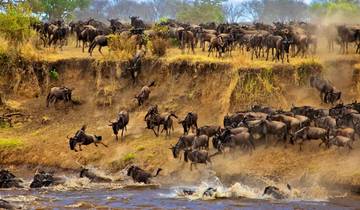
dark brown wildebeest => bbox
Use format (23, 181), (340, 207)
(80, 25), (100, 53)
(170, 135), (196, 158)
(48, 25), (69, 50)
(46, 87), (73, 108)
(160, 112), (178, 136)
(199, 29), (217, 51)
(80, 168), (112, 183)
(212, 129), (255, 153)
(310, 76), (341, 104)
(179, 30), (195, 54)
(135, 81), (155, 106)
(108, 18), (125, 33)
(0, 169), (23, 188)
(179, 112), (198, 135)
(30, 170), (64, 188)
(129, 16), (146, 29)
(127, 165), (162, 184)
(109, 111), (129, 141)
(196, 125), (221, 137)
(248, 119), (288, 146)
(127, 50), (144, 84)
(88, 35), (108, 56)
(336, 25), (360, 54)
(268, 114), (300, 136)
(68, 125), (107, 152)
(290, 126), (329, 151)
(192, 135), (209, 150)
(314, 116), (336, 130)
(275, 36), (292, 63)
(208, 36), (224, 57)
(224, 112), (246, 128)
(183, 149), (216, 171)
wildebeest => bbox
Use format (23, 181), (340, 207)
(314, 116), (336, 130)
(0, 169), (23, 188)
(127, 165), (162, 184)
(130, 16), (146, 29)
(329, 135), (353, 150)
(170, 135), (195, 158)
(263, 185), (290, 200)
(192, 134), (209, 150)
(80, 168), (112, 182)
(30, 170), (63, 188)
(183, 149), (214, 170)
(127, 50), (144, 84)
(88, 35), (108, 56)
(248, 119), (288, 146)
(208, 36), (224, 57)
(46, 86), (73, 107)
(135, 81), (155, 106)
(109, 111), (129, 141)
(68, 125), (107, 152)
(290, 126), (329, 151)
(196, 125), (221, 137)
(310, 76), (341, 104)
(160, 112), (178, 136)
(179, 112), (198, 135)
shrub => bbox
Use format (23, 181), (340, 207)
(123, 153), (135, 163)
(108, 34), (137, 56)
(49, 68), (59, 81)
(150, 37), (168, 57)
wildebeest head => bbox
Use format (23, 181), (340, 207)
(326, 91), (341, 104)
(127, 165), (141, 177)
(94, 135), (102, 142)
(68, 136), (77, 151)
(170, 145), (179, 158)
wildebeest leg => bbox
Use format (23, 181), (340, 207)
(152, 128), (158, 137)
(79, 144), (82, 151)
(121, 128), (124, 140)
(115, 134), (118, 141)
(99, 142), (108, 147)
(99, 46), (103, 55)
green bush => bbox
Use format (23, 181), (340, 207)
(49, 68), (59, 81)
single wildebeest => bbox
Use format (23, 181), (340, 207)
(160, 112), (178, 136)
(192, 134), (209, 150)
(88, 35), (108, 56)
(251, 105), (276, 114)
(249, 119), (288, 146)
(170, 135), (196, 158)
(310, 76), (341, 104)
(263, 185), (290, 200)
(223, 132), (256, 153)
(135, 81), (155, 106)
(30, 170), (63, 188)
(329, 136), (353, 150)
(68, 125), (107, 152)
(268, 114), (300, 136)
(80, 168), (112, 183)
(127, 50), (144, 84)
(290, 126), (329, 151)
(46, 86), (73, 107)
(129, 16), (146, 29)
(109, 110), (129, 141)
(196, 125), (221, 137)
(179, 112), (198, 135)
(208, 36), (224, 57)
(224, 112), (246, 128)
(0, 169), (23, 188)
(184, 149), (216, 171)
(314, 116), (336, 130)
(332, 127), (356, 143)
(127, 165), (162, 184)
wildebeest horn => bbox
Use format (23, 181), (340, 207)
(66, 135), (71, 139)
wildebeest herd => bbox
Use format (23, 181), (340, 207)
(31, 17), (360, 63)
(44, 69), (357, 174)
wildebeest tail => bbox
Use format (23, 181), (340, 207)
(209, 151), (221, 158)
(153, 168), (162, 177)
(148, 80), (155, 87)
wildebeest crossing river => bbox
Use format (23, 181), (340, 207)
(1, 172), (359, 209)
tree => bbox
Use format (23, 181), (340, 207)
(176, 0), (227, 23)
(29, 0), (91, 21)
(0, 3), (32, 49)
(310, 0), (360, 23)
(222, 2), (245, 23)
